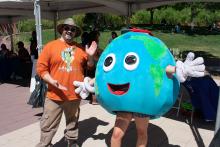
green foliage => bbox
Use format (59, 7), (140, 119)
(103, 13), (124, 29)
(17, 19), (53, 32)
(178, 8), (191, 25)
(130, 10), (150, 24)
(17, 2), (220, 33)
(14, 29), (220, 58)
(81, 13), (124, 31)
(161, 7), (180, 24)
(152, 9), (161, 24)
(72, 14), (85, 28)
(42, 20), (53, 29)
(195, 9), (214, 26)
(17, 19), (35, 32)
(214, 10), (220, 21)
(132, 3), (220, 26)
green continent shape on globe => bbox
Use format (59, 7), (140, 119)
(150, 64), (164, 96)
(130, 36), (166, 60)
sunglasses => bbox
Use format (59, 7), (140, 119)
(63, 26), (76, 32)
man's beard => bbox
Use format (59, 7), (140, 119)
(65, 34), (72, 40)
(64, 34), (73, 43)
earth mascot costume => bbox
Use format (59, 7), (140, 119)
(74, 29), (205, 118)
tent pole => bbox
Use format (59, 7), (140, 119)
(34, 0), (42, 54)
(215, 89), (220, 134)
(30, 0), (43, 93)
(126, 2), (132, 27)
(9, 17), (14, 52)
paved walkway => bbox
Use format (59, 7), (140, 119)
(0, 83), (216, 147)
(0, 104), (215, 147)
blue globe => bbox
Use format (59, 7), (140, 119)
(95, 32), (180, 118)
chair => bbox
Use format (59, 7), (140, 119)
(175, 84), (195, 124)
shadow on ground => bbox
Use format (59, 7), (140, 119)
(54, 117), (179, 147)
(103, 122), (180, 147)
(164, 108), (215, 147)
(53, 117), (109, 147)
(165, 108), (215, 131)
(0, 78), (30, 87)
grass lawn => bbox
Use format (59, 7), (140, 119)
(153, 31), (220, 58)
(14, 29), (220, 58)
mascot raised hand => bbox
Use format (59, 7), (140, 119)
(74, 30), (205, 118)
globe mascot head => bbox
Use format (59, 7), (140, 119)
(95, 31), (180, 118)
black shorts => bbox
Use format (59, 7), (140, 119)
(116, 111), (150, 118)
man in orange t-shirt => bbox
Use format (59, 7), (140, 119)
(36, 18), (97, 147)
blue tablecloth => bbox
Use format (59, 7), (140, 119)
(183, 75), (219, 121)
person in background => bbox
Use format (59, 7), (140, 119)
(0, 44), (10, 82)
(86, 30), (102, 105)
(30, 30), (38, 60)
(17, 41), (32, 80)
(17, 41), (31, 63)
(108, 31), (118, 43)
(36, 18), (97, 147)
(29, 30), (38, 92)
(81, 31), (89, 48)
(0, 43), (9, 58)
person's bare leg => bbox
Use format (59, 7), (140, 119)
(134, 116), (149, 147)
(91, 94), (98, 105)
(111, 112), (132, 147)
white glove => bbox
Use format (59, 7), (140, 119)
(176, 52), (205, 83)
(84, 77), (95, 93)
(73, 80), (89, 99)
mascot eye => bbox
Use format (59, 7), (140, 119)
(103, 53), (116, 72)
(124, 52), (139, 70)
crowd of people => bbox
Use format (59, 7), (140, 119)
(0, 38), (33, 83)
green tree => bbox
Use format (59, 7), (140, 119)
(18, 19), (53, 32)
(17, 19), (35, 32)
(195, 9), (214, 26)
(72, 14), (85, 28)
(103, 13), (124, 29)
(130, 10), (150, 24)
(179, 7), (191, 25)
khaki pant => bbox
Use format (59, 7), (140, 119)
(36, 98), (80, 147)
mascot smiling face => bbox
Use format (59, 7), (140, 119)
(95, 32), (180, 118)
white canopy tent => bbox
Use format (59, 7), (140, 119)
(0, 0), (220, 136)
(1, 0), (219, 50)
(1, 0), (220, 22)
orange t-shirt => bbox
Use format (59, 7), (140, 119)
(37, 39), (88, 101)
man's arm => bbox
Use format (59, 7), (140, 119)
(166, 65), (176, 79)
(42, 73), (67, 90)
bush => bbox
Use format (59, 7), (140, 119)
(17, 19), (53, 32)
(130, 10), (150, 24)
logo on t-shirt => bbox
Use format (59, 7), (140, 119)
(61, 47), (74, 72)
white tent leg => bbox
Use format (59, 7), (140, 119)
(215, 90), (220, 134)
(30, 0), (43, 93)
